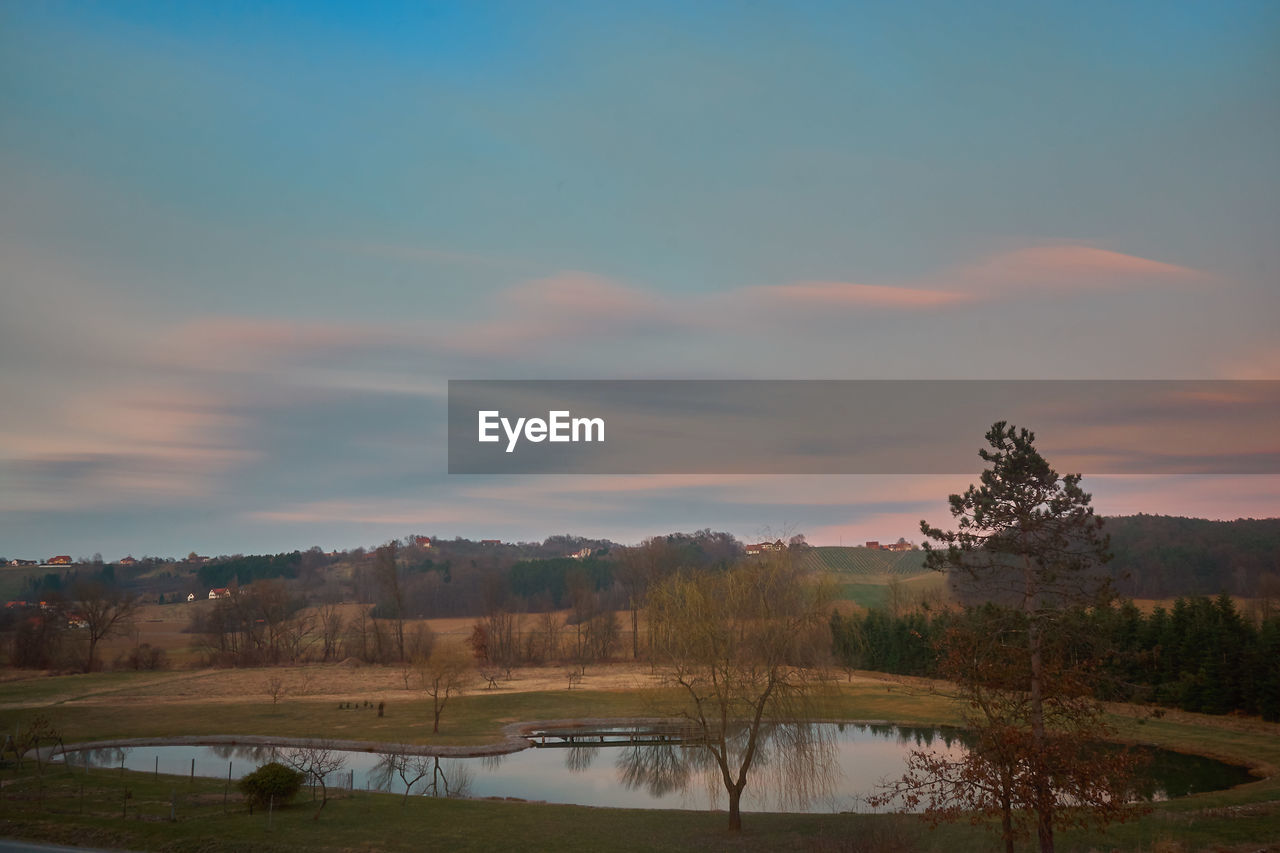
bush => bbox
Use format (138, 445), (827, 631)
(115, 643), (168, 671)
(238, 762), (304, 809)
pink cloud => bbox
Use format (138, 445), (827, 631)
(0, 386), (256, 509)
(439, 272), (673, 355)
(957, 245), (1204, 291)
(734, 281), (971, 310)
(1217, 345), (1280, 380)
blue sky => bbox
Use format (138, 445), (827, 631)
(2, 2), (1278, 559)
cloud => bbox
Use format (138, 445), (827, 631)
(954, 244), (1205, 293)
(437, 271), (675, 355)
(1217, 345), (1280, 380)
(0, 387), (256, 509)
(732, 281), (971, 310)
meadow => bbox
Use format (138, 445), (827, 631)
(1, 662), (1277, 852)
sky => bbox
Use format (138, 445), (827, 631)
(2, 1), (1279, 560)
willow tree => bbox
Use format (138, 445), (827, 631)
(905, 422), (1135, 853)
(646, 551), (833, 832)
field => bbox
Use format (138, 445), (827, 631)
(0, 663), (1278, 852)
(797, 547), (930, 577)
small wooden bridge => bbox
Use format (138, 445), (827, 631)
(527, 727), (706, 748)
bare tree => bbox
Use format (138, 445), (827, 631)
(646, 551), (833, 832)
(264, 674), (287, 705)
(318, 602), (345, 661)
(374, 542), (406, 661)
(73, 581), (139, 673)
(419, 643), (473, 733)
(283, 741), (347, 818)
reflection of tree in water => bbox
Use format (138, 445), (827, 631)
(370, 752), (472, 800)
(424, 756), (472, 798)
(563, 744), (600, 773)
(368, 752), (399, 793)
(757, 722), (839, 813)
(595, 723), (836, 812)
(208, 743), (281, 764)
(78, 747), (126, 769)
(615, 743), (694, 797)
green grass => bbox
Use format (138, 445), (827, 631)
(798, 547), (929, 577)
(835, 583), (890, 609)
(0, 762), (973, 853)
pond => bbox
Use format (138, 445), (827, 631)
(57, 723), (1254, 814)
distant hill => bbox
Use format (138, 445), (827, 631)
(800, 516), (1280, 600)
(1105, 514), (1280, 598)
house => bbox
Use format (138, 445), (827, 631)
(569, 547), (592, 559)
(745, 540), (785, 556)
(414, 536), (432, 548)
(67, 613), (89, 630)
(885, 542), (915, 552)
(118, 555), (138, 566)
(186, 593), (196, 602)
(9, 559), (37, 567)
(208, 588), (230, 600)
(48, 555), (73, 565)
(481, 539), (502, 546)
(864, 541), (880, 550)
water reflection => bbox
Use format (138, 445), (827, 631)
(55, 724), (1253, 813)
(555, 722), (839, 813)
(368, 752), (473, 800)
(616, 743), (693, 797)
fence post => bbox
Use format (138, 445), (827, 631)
(224, 761), (231, 811)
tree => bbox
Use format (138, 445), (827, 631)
(909, 422), (1131, 853)
(646, 551), (833, 832)
(283, 741), (347, 818)
(264, 674), (287, 705)
(420, 643), (472, 733)
(74, 581), (139, 673)
(374, 542), (406, 661)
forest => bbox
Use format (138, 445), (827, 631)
(830, 595), (1280, 721)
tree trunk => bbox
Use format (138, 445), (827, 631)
(727, 785), (742, 832)
(1037, 807), (1054, 853)
(1001, 789), (1014, 853)
(1025, 554), (1053, 853)
(630, 601), (639, 661)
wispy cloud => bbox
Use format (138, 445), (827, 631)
(732, 281), (971, 310)
(952, 244), (1205, 293)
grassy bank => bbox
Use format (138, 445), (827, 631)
(0, 668), (1277, 851)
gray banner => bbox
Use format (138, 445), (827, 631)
(447, 380), (1280, 475)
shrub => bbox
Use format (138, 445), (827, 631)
(238, 762), (304, 809)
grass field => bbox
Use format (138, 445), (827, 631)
(797, 547), (930, 577)
(0, 665), (1278, 851)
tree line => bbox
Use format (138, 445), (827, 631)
(830, 595), (1280, 722)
